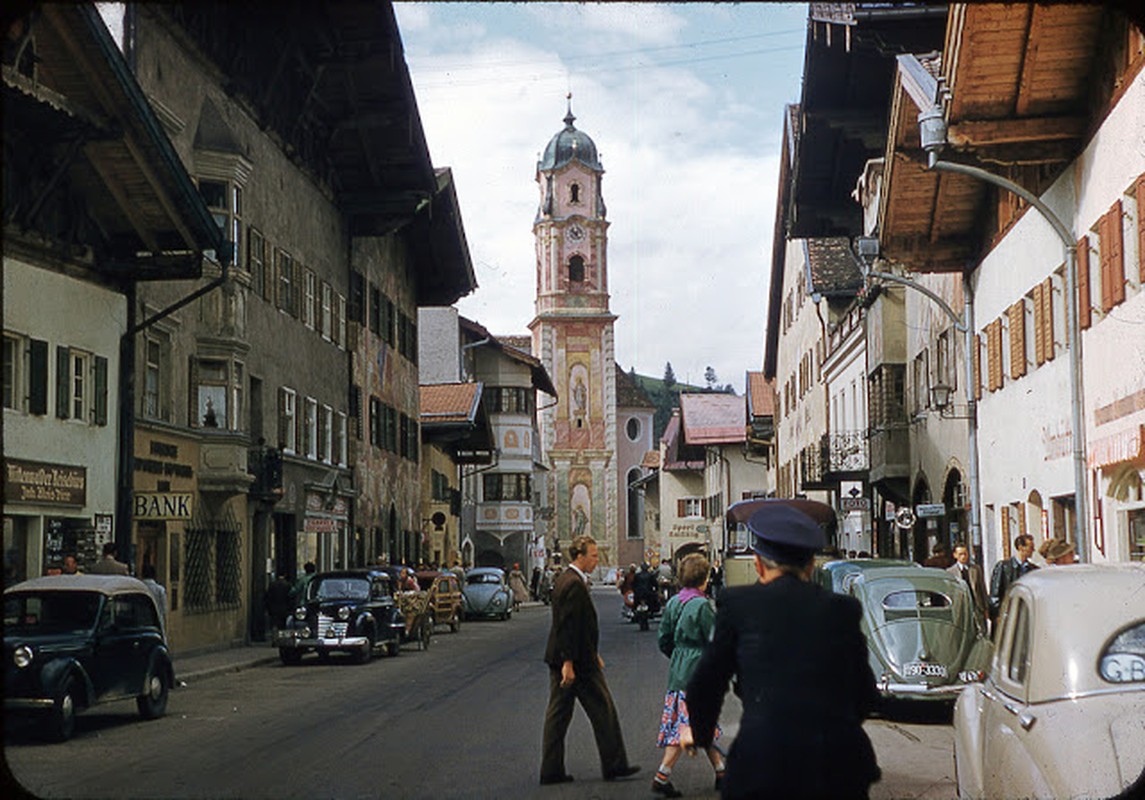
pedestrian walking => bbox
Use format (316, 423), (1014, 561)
(88, 542), (130, 575)
(651, 552), (725, 797)
(540, 534), (640, 786)
(947, 542), (989, 636)
(264, 571), (294, 631)
(508, 563), (529, 610)
(140, 563), (168, 632)
(988, 534), (1037, 629)
(292, 561), (316, 602)
(531, 566), (543, 601)
(683, 502), (881, 799)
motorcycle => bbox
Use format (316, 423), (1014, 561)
(631, 589), (660, 631)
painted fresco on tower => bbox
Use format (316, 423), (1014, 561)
(570, 482), (591, 537)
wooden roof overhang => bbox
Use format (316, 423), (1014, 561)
(4, 4), (221, 279)
(879, 3), (1108, 273)
(153, 1), (475, 304)
(790, 4), (947, 239)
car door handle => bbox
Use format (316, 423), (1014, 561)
(1001, 701), (1036, 731)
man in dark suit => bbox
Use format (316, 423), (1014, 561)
(683, 503), (881, 799)
(947, 542), (989, 636)
(540, 534), (640, 786)
(988, 534), (1037, 630)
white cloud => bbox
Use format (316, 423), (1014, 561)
(398, 3), (805, 392)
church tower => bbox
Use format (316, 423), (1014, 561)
(530, 101), (619, 566)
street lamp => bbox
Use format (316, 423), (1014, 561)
(854, 235), (983, 561)
(917, 103), (1088, 562)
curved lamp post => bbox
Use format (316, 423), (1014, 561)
(917, 104), (1088, 562)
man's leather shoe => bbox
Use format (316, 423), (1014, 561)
(604, 765), (641, 781)
(651, 778), (683, 797)
(539, 774), (574, 785)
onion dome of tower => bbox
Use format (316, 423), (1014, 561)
(538, 100), (602, 172)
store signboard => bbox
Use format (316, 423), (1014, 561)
(133, 492), (193, 520)
(5, 459), (86, 506)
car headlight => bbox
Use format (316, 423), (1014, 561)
(300, 626), (311, 638)
(294, 607), (307, 621)
(958, 670), (985, 683)
(13, 645), (33, 669)
(493, 596), (504, 607)
(337, 606), (351, 621)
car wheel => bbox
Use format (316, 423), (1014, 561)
(385, 640), (400, 657)
(419, 618), (432, 650)
(279, 648), (303, 666)
(49, 675), (78, 742)
(136, 666), (169, 719)
(354, 628), (375, 664)
(450, 609), (461, 633)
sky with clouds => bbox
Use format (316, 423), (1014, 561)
(394, 3), (808, 392)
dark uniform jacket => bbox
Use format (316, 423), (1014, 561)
(686, 575), (880, 799)
(988, 558), (1036, 618)
(544, 568), (600, 673)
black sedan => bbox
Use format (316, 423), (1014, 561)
(274, 569), (405, 664)
(4, 575), (173, 741)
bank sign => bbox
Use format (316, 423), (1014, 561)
(133, 492), (193, 520)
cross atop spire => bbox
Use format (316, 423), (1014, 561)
(564, 92), (576, 129)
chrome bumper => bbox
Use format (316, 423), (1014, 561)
(274, 632), (368, 649)
(5, 697), (55, 709)
(878, 680), (968, 697)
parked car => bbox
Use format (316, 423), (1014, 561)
(274, 569), (405, 664)
(953, 563), (1145, 800)
(415, 570), (463, 633)
(822, 561), (992, 701)
(462, 567), (514, 620)
(4, 575), (173, 741)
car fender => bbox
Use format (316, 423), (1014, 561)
(143, 647), (174, 691)
(39, 657), (95, 709)
(952, 682), (987, 799)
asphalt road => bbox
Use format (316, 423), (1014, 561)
(5, 588), (957, 800)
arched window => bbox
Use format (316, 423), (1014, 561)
(570, 183), (581, 203)
(568, 255), (585, 283)
(627, 468), (644, 539)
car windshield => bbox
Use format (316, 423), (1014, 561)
(312, 577), (370, 601)
(468, 573), (501, 585)
(4, 591), (103, 635)
(1099, 620), (1145, 684)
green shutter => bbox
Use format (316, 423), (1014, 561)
(28, 339), (48, 415)
(56, 346), (70, 419)
(94, 355), (108, 426)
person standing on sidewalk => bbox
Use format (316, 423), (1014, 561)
(539, 533), (640, 786)
(651, 552), (726, 797)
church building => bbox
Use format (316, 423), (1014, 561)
(528, 103), (653, 567)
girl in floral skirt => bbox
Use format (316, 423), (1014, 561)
(652, 553), (725, 797)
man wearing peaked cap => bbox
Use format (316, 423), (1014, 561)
(683, 500), (881, 799)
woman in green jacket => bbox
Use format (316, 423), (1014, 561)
(652, 553), (725, 797)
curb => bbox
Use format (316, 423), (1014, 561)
(175, 653), (280, 684)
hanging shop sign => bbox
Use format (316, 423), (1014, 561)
(5, 459), (86, 506)
(915, 503), (946, 518)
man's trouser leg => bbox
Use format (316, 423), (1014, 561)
(540, 668), (575, 780)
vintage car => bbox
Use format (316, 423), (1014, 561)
(415, 570), (463, 633)
(824, 562), (992, 700)
(274, 569), (405, 664)
(4, 575), (173, 741)
(953, 564), (1145, 800)
(462, 567), (514, 620)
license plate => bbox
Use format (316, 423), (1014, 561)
(904, 662), (948, 678)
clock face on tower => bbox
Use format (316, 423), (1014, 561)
(566, 224), (586, 243)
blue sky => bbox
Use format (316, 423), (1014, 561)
(397, 3), (808, 391)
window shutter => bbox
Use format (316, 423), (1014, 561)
(1008, 302), (1026, 379)
(1033, 284), (1046, 366)
(972, 333), (982, 400)
(273, 249), (282, 310)
(1017, 502), (1027, 537)
(701, 498), (708, 518)
(277, 387), (288, 448)
(1136, 177), (1145, 284)
(1108, 200), (1125, 307)
(188, 357), (199, 427)
(349, 385), (362, 440)
(56, 346), (70, 418)
(28, 338), (48, 415)
(1077, 236), (1092, 330)
(987, 320), (1002, 392)
(1099, 212), (1114, 312)
(94, 355), (108, 426)
(677, 499), (686, 517)
(1042, 277), (1055, 363)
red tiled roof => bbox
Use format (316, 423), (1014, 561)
(680, 393), (746, 445)
(616, 364), (655, 408)
(746, 371), (775, 417)
(420, 382), (481, 425)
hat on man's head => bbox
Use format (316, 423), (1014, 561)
(748, 503), (828, 566)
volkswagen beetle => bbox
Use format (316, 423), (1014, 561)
(822, 561), (992, 700)
(461, 567), (513, 620)
(274, 569), (405, 664)
(953, 563), (1145, 799)
(4, 575), (173, 741)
